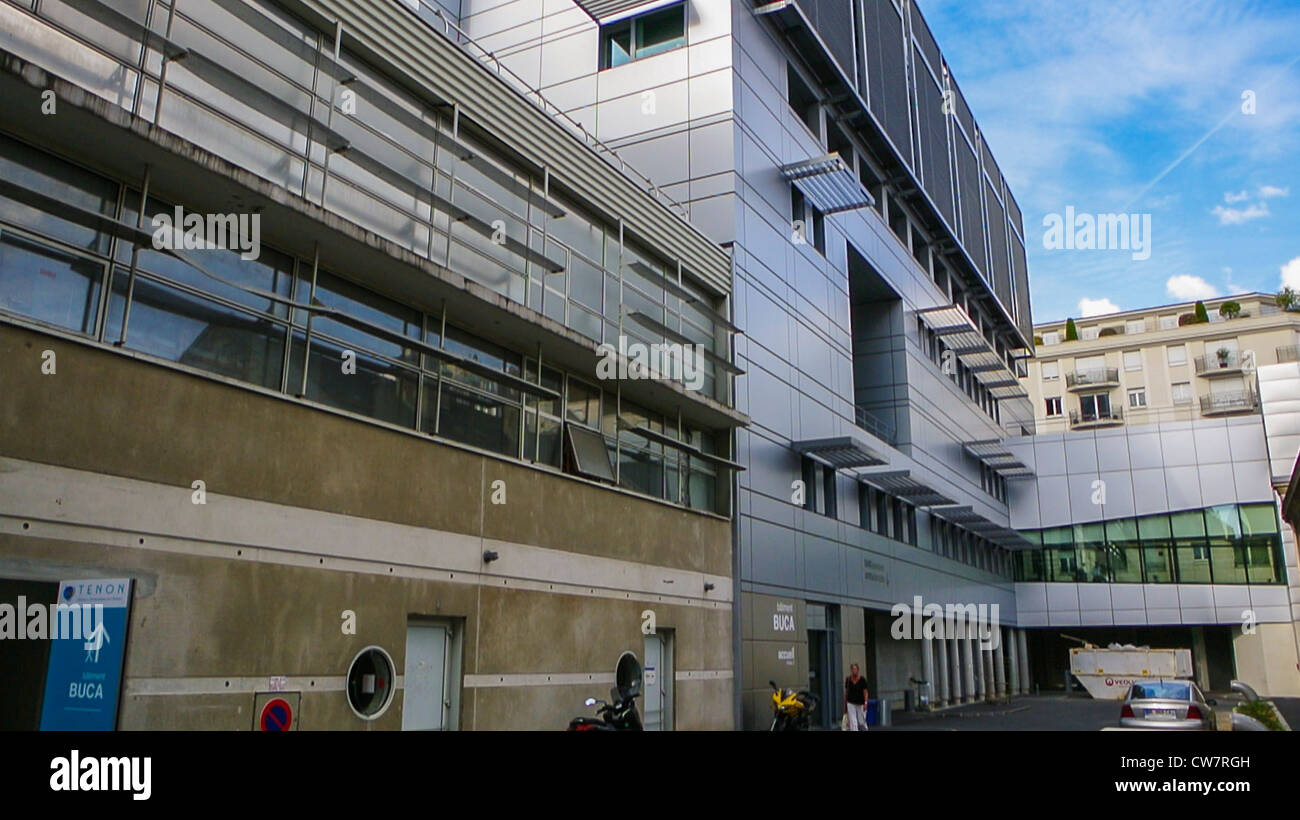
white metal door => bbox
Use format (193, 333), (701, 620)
(643, 634), (662, 730)
(402, 623), (448, 731)
(642, 632), (674, 730)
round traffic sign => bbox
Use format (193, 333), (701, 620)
(260, 697), (293, 731)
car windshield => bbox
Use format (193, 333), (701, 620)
(1131, 682), (1191, 700)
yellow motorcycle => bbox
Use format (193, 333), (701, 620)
(768, 680), (818, 731)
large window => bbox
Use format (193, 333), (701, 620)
(600, 3), (687, 69)
(1078, 392), (1111, 421)
(1016, 505), (1284, 584)
(0, 136), (732, 515)
(787, 63), (821, 138)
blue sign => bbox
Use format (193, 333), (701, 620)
(39, 579), (133, 731)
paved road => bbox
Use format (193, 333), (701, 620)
(874, 694), (1300, 731)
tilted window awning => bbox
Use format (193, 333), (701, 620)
(931, 506), (983, 525)
(988, 384), (1030, 400)
(792, 434), (888, 470)
(930, 506), (1034, 548)
(963, 440), (1036, 480)
(573, 0), (681, 23)
(917, 305), (1027, 398)
(855, 470), (956, 507)
(780, 153), (875, 214)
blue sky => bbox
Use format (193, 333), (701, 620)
(917, 0), (1300, 324)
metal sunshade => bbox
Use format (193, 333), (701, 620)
(780, 153), (875, 215)
(792, 435), (888, 470)
(573, 0), (682, 23)
(855, 470), (957, 507)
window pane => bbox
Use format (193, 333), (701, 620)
(122, 195), (294, 315)
(296, 333), (417, 427)
(1209, 541), (1248, 584)
(565, 378), (600, 426)
(437, 382), (520, 457)
(0, 134), (117, 255)
(1203, 504), (1242, 538)
(441, 325), (523, 400)
(1015, 550), (1046, 582)
(297, 271), (421, 363)
(1245, 536), (1283, 584)
(112, 273), (285, 390)
(1175, 545), (1211, 582)
(604, 25), (632, 67)
(1170, 509), (1207, 538)
(1106, 518), (1143, 582)
(1142, 542), (1176, 583)
(0, 232), (103, 334)
(1240, 503), (1279, 535)
(635, 5), (685, 59)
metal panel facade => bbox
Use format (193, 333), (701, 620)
(287, 0), (732, 295)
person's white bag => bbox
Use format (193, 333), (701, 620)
(841, 713), (849, 731)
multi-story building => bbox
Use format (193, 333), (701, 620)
(1011, 295), (1300, 697)
(455, 0), (1042, 728)
(1026, 293), (1300, 433)
(0, 0), (745, 729)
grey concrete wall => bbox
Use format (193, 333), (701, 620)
(0, 322), (733, 729)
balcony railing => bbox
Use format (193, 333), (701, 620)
(1065, 367), (1119, 389)
(1193, 351), (1246, 375)
(1200, 390), (1260, 415)
(1277, 345), (1299, 363)
(1068, 407), (1124, 428)
(855, 405), (897, 446)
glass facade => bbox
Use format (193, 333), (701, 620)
(1, 0), (729, 402)
(0, 132), (729, 515)
(1013, 503), (1285, 584)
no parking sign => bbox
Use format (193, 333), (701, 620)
(259, 697), (294, 731)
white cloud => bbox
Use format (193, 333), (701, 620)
(1282, 256), (1300, 290)
(1212, 202), (1271, 225)
(1224, 190), (1250, 203)
(1259, 185), (1290, 198)
(1078, 297), (1120, 317)
(1166, 274), (1221, 300)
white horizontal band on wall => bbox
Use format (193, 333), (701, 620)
(463, 669), (732, 688)
(0, 457), (732, 610)
(124, 676), (354, 696)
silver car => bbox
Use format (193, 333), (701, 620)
(1119, 680), (1216, 730)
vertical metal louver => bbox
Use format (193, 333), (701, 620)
(861, 0), (912, 166)
(797, 0), (856, 88)
(913, 52), (954, 227)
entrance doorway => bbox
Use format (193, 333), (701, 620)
(643, 630), (674, 730)
(0, 578), (57, 730)
(806, 603), (840, 729)
(401, 618), (461, 730)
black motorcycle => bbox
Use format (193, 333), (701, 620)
(567, 651), (644, 731)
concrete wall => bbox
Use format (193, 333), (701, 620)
(0, 322), (733, 729)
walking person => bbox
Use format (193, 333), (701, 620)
(844, 663), (869, 731)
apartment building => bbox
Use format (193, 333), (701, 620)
(0, 0), (744, 729)
(1027, 293), (1300, 433)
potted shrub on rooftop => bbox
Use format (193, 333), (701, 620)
(1064, 318), (1078, 341)
(1277, 287), (1299, 312)
(1219, 300), (1241, 319)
